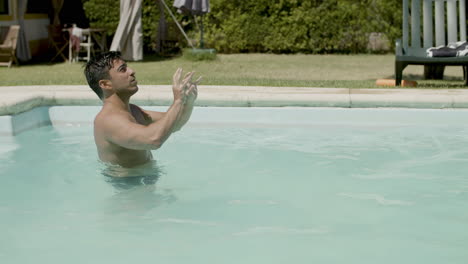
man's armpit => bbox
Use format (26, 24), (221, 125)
(144, 109), (166, 123)
(130, 104), (154, 124)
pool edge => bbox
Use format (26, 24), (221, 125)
(2, 85), (468, 116)
(2, 85), (468, 136)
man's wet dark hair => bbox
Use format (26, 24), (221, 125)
(84, 51), (123, 99)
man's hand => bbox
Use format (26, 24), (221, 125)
(172, 68), (201, 104)
(167, 68), (201, 133)
(172, 68), (193, 103)
(185, 76), (201, 104)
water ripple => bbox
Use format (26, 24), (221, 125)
(228, 199), (279, 205)
(233, 226), (329, 236)
(156, 218), (218, 226)
(338, 192), (413, 206)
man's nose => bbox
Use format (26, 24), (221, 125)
(129, 67), (136, 76)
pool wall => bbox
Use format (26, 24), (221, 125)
(3, 105), (468, 137)
(0, 106), (51, 136)
(2, 85), (468, 136)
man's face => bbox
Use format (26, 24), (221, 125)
(107, 59), (138, 96)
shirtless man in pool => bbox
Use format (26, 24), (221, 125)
(84, 51), (200, 168)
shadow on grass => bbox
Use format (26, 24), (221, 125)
(400, 73), (464, 81)
(12, 51), (183, 68)
(415, 81), (467, 89)
(376, 74), (467, 89)
(403, 74), (467, 88)
(13, 52), (69, 67)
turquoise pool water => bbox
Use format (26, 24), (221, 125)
(0, 107), (467, 264)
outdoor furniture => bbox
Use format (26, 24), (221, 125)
(395, 0), (468, 86)
(68, 27), (107, 62)
(48, 24), (69, 62)
(0, 25), (20, 68)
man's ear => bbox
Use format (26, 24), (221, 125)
(99, 79), (112, 92)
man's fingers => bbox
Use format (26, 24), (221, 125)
(173, 69), (200, 96)
(173, 68), (181, 78)
(181, 72), (195, 89)
(183, 71), (193, 79)
(183, 71), (195, 83)
(173, 68), (182, 84)
(192, 76), (202, 85)
(187, 83), (196, 92)
(188, 83), (198, 97)
(192, 86), (198, 96)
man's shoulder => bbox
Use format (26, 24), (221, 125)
(94, 107), (112, 123)
(94, 107), (130, 127)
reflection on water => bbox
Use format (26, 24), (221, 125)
(99, 160), (177, 217)
(103, 185), (177, 217)
(104, 174), (160, 191)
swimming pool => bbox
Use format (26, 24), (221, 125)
(1, 106), (467, 264)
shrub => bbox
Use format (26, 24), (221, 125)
(203, 0), (402, 53)
(82, 0), (119, 37)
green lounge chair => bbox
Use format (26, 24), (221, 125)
(395, 0), (468, 86)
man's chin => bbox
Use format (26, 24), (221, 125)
(129, 85), (139, 95)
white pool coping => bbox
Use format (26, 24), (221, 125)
(2, 85), (468, 116)
(2, 85), (468, 136)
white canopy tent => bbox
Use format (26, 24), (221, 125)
(111, 0), (211, 59)
(16, 0), (31, 61)
(110, 0), (143, 61)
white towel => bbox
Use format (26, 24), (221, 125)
(71, 27), (83, 40)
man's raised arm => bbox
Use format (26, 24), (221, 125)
(143, 71), (200, 132)
(102, 68), (194, 150)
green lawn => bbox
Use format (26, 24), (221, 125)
(0, 53), (466, 88)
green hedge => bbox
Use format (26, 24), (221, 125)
(82, 0), (402, 54)
(203, 0), (402, 53)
